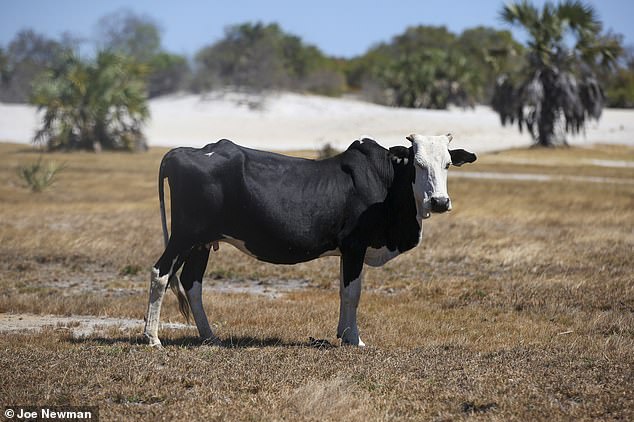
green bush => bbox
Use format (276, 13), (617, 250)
(31, 51), (149, 151)
(605, 68), (634, 108)
(17, 157), (64, 192)
(353, 25), (522, 108)
(193, 22), (347, 95)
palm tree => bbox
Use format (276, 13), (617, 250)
(31, 51), (149, 151)
(492, 0), (621, 147)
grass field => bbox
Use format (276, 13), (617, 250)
(0, 142), (633, 421)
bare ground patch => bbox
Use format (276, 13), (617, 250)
(0, 313), (190, 338)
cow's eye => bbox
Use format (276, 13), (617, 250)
(445, 163), (451, 170)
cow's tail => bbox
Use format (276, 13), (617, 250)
(158, 156), (169, 248)
(170, 275), (191, 323)
(158, 154), (191, 323)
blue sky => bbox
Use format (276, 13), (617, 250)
(1, 0), (632, 58)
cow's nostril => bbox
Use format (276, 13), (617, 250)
(431, 197), (450, 212)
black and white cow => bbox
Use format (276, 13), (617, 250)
(143, 133), (476, 347)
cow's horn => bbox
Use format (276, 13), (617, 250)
(446, 133), (453, 142)
(406, 134), (416, 143)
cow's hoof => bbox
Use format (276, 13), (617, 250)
(144, 333), (163, 348)
(201, 336), (222, 347)
(340, 336), (366, 347)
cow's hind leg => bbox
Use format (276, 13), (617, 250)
(337, 251), (366, 347)
(180, 245), (219, 345)
(144, 242), (183, 347)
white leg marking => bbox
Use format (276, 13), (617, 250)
(337, 261), (365, 347)
(186, 281), (219, 344)
(143, 267), (169, 347)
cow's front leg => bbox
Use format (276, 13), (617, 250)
(337, 251), (366, 347)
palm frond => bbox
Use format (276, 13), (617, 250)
(579, 75), (604, 120)
(500, 0), (540, 28)
(557, 0), (601, 35)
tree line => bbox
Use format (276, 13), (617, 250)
(0, 3), (631, 151)
(2, 8), (631, 108)
(0, 17), (525, 107)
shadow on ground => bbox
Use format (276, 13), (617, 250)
(69, 335), (336, 349)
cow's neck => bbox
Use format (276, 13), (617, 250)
(412, 205), (427, 244)
(409, 164), (434, 248)
(383, 163), (422, 253)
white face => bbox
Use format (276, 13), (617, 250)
(409, 133), (453, 219)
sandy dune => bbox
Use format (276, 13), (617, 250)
(1, 91), (632, 153)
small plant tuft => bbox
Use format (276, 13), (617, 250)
(120, 264), (142, 276)
(317, 143), (340, 160)
(17, 157), (64, 192)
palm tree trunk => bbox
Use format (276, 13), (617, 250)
(537, 108), (556, 147)
(537, 70), (558, 147)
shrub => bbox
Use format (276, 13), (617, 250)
(31, 51), (149, 151)
(317, 143), (340, 159)
(17, 156), (64, 192)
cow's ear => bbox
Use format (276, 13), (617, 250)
(449, 149), (477, 167)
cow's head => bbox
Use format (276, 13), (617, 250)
(406, 133), (476, 219)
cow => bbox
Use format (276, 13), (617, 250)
(143, 133), (476, 347)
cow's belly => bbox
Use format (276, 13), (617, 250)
(218, 202), (345, 264)
(220, 235), (337, 265)
(222, 236), (401, 268)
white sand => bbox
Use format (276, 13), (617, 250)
(1, 91), (633, 153)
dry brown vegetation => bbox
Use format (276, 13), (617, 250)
(0, 142), (633, 421)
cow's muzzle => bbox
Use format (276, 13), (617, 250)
(430, 196), (451, 213)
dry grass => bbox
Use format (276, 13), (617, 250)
(0, 142), (633, 420)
